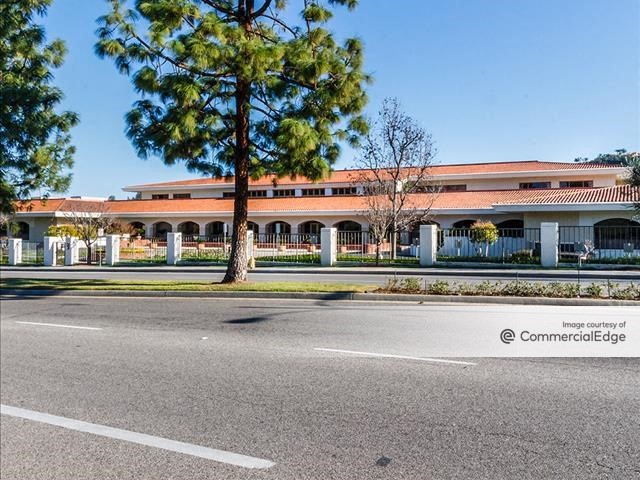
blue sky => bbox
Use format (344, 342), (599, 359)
(42, 0), (639, 198)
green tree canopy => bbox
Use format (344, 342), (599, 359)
(96, 0), (369, 282)
(0, 0), (78, 214)
(574, 149), (637, 166)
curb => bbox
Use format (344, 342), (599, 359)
(2, 289), (638, 306)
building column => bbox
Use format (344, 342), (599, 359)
(320, 228), (337, 267)
(105, 235), (120, 266)
(540, 222), (559, 268)
(167, 232), (182, 265)
(419, 224), (437, 266)
(8, 239), (22, 266)
(43, 236), (57, 266)
(146, 223), (154, 238)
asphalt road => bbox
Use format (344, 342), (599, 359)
(2, 265), (639, 286)
(1, 296), (639, 479)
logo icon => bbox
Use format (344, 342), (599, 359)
(500, 329), (516, 344)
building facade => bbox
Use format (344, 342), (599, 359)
(8, 161), (639, 250)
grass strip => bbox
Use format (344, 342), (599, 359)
(0, 278), (370, 293)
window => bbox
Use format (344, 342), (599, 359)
(151, 194), (169, 200)
(442, 184), (467, 192)
(302, 188), (326, 197)
(332, 187), (358, 196)
(559, 180), (593, 188)
(519, 182), (551, 189)
(172, 193), (191, 199)
(272, 189), (295, 197)
(222, 192), (235, 198)
(249, 190), (268, 197)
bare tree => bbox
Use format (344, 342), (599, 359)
(0, 213), (17, 237)
(63, 203), (114, 265)
(355, 98), (439, 262)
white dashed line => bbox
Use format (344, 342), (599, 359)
(15, 321), (103, 331)
(314, 348), (477, 366)
(1, 405), (275, 469)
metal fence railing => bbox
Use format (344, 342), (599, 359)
(436, 228), (541, 264)
(0, 239), (8, 265)
(253, 233), (320, 264)
(559, 226), (640, 264)
(181, 235), (230, 263)
(77, 245), (105, 265)
(118, 237), (167, 263)
(21, 241), (44, 265)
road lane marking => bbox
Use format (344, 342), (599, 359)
(0, 405), (275, 469)
(14, 321), (103, 331)
(314, 348), (477, 366)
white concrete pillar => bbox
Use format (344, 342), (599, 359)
(540, 222), (559, 268)
(419, 225), (438, 266)
(8, 238), (22, 266)
(64, 237), (78, 266)
(167, 232), (182, 265)
(43, 236), (57, 266)
(146, 223), (154, 237)
(246, 230), (254, 260)
(106, 235), (120, 266)
(320, 227), (337, 267)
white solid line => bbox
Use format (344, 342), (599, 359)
(0, 404), (275, 469)
(314, 348), (477, 366)
(15, 321), (103, 331)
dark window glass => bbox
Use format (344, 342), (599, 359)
(559, 180), (593, 188)
(331, 187), (358, 196)
(273, 189), (295, 197)
(442, 184), (467, 192)
(172, 193), (191, 199)
(151, 194), (169, 200)
(249, 190), (268, 197)
(302, 188), (326, 196)
(519, 182), (551, 189)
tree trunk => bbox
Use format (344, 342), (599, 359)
(390, 228), (397, 260)
(375, 240), (381, 266)
(86, 244), (92, 265)
(222, 78), (251, 283)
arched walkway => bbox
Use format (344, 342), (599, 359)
(16, 222), (30, 240)
(153, 222), (172, 239)
(178, 221), (200, 236)
(298, 220), (325, 235)
(594, 218), (640, 250)
(265, 221), (291, 235)
(205, 221), (226, 237)
(334, 220), (362, 232)
(128, 222), (145, 237)
(496, 219), (524, 237)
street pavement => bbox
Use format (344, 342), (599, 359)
(2, 265), (639, 286)
(1, 296), (639, 479)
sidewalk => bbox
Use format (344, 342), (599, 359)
(2, 264), (639, 280)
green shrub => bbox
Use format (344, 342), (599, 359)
(401, 277), (422, 293)
(610, 283), (640, 300)
(427, 280), (451, 295)
(544, 282), (580, 298)
(509, 250), (539, 264)
(584, 283), (603, 298)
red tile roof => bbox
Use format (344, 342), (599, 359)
(127, 161), (622, 189)
(17, 185), (638, 216)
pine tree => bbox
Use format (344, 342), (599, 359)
(96, 0), (369, 282)
(0, 0), (78, 214)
